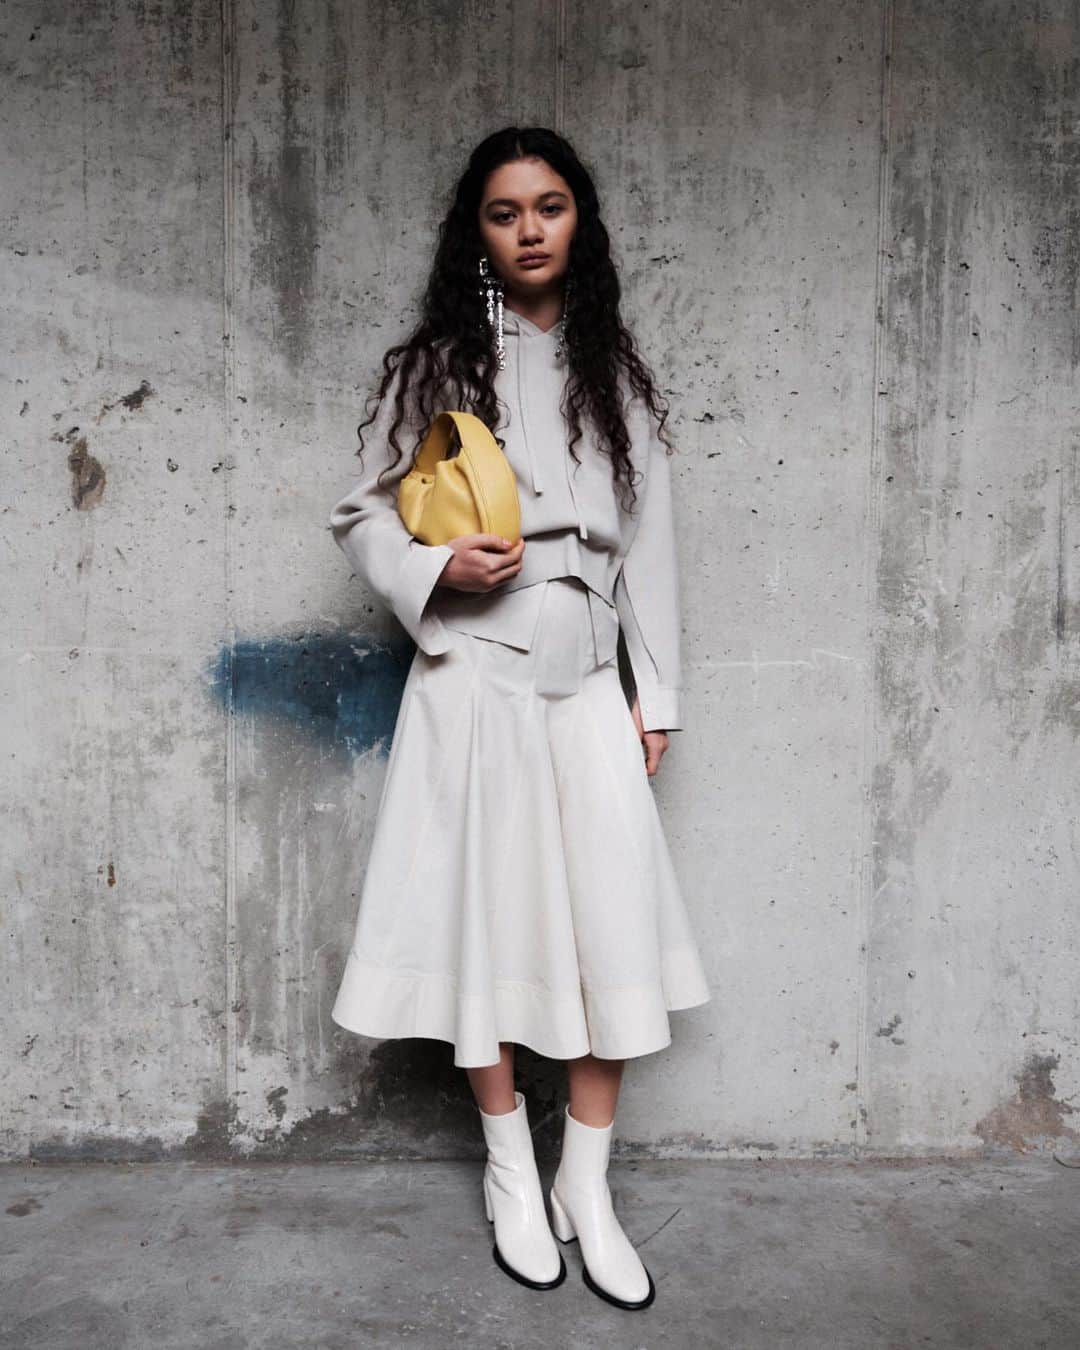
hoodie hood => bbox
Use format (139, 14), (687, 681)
(502, 309), (557, 339)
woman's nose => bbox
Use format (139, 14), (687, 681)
(519, 217), (544, 243)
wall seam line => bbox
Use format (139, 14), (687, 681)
(854, 0), (896, 1160)
(554, 0), (566, 132)
(220, 0), (239, 1147)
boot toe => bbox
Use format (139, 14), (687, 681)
(493, 1238), (567, 1289)
(583, 1256), (656, 1309)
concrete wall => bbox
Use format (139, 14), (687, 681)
(2, 0), (1077, 1162)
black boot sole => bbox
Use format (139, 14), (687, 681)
(553, 1231), (656, 1310)
(491, 1241), (568, 1290)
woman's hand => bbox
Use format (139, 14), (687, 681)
(630, 695), (669, 777)
(436, 533), (525, 593)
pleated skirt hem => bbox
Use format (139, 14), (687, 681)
(331, 946), (711, 1069)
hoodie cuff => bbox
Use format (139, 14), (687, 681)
(391, 541), (455, 656)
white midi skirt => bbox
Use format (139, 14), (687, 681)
(331, 576), (711, 1068)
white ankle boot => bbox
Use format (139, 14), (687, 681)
(477, 1089), (566, 1289)
(549, 1104), (656, 1309)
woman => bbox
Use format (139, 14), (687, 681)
(328, 126), (711, 1311)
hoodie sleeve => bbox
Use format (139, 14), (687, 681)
(328, 367), (456, 656)
(612, 410), (684, 733)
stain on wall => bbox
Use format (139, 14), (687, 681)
(177, 1038), (572, 1162)
(110, 379), (156, 416)
(974, 1053), (1080, 1153)
(64, 433), (106, 511)
(203, 632), (413, 758)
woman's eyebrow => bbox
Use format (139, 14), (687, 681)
(484, 190), (570, 209)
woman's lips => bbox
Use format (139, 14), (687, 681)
(518, 255), (550, 268)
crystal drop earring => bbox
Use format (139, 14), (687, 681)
(478, 255), (506, 371)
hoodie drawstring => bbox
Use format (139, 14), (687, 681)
(515, 324), (542, 495)
(565, 454), (588, 540)
(508, 315), (588, 540)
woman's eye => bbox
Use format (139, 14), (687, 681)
(490, 206), (562, 223)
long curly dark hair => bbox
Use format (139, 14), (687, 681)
(357, 125), (672, 514)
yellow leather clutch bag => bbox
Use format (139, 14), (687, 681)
(397, 410), (521, 547)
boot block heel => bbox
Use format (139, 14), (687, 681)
(549, 1185), (576, 1242)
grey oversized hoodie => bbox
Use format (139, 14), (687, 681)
(328, 309), (683, 731)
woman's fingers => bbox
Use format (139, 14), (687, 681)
(629, 698), (667, 775)
(484, 560), (523, 586)
(439, 536), (525, 591)
(643, 731), (668, 777)
(479, 539), (524, 587)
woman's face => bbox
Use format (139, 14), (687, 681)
(477, 156), (578, 297)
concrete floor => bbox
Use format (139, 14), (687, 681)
(1, 1156), (1077, 1349)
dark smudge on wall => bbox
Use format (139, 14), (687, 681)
(204, 632), (413, 759)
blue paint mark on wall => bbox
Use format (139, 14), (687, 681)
(204, 632), (415, 758)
